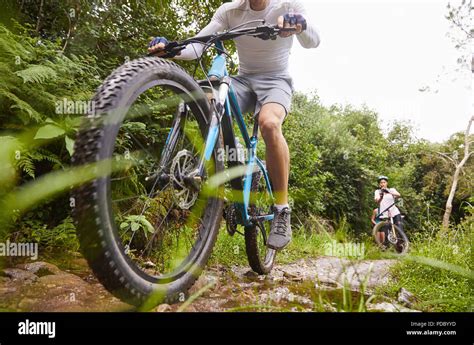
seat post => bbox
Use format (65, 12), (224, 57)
(252, 113), (259, 140)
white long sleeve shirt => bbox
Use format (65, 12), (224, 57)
(176, 0), (320, 75)
(375, 188), (401, 218)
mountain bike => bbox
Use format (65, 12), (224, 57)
(372, 201), (409, 254)
(72, 21), (293, 307)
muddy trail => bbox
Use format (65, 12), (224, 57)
(0, 255), (419, 312)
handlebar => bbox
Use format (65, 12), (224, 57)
(151, 22), (296, 57)
(375, 199), (402, 220)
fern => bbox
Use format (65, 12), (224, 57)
(0, 89), (43, 124)
(16, 154), (35, 178)
(30, 148), (62, 166)
(0, 27), (31, 61)
(15, 65), (57, 84)
(14, 148), (62, 178)
(24, 216), (79, 250)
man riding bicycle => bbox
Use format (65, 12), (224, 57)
(374, 175), (404, 246)
(148, 0), (321, 250)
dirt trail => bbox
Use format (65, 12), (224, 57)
(0, 256), (418, 312)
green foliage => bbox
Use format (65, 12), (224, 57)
(9, 216), (79, 251)
(15, 148), (62, 178)
(15, 65), (57, 84)
(285, 94), (389, 232)
(120, 215), (155, 239)
(209, 225), (248, 267)
(0, 23), (99, 190)
(34, 124), (66, 140)
(279, 226), (331, 264)
(386, 217), (473, 312)
(285, 93), (472, 235)
(0, 1), (471, 313)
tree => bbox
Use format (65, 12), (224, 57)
(440, 0), (474, 227)
(441, 116), (474, 228)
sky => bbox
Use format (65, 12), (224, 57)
(288, 0), (473, 143)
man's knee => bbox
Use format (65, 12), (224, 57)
(259, 117), (281, 138)
(259, 104), (286, 139)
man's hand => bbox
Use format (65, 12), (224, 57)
(277, 13), (307, 37)
(148, 36), (169, 57)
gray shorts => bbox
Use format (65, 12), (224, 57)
(230, 74), (294, 117)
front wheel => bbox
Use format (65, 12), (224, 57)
(72, 57), (224, 308)
(372, 221), (409, 254)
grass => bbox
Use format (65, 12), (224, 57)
(208, 224), (249, 267)
(210, 213), (473, 312)
(279, 227), (330, 264)
(210, 216), (386, 267)
(209, 222), (347, 267)
(209, 215), (383, 267)
(378, 217), (473, 312)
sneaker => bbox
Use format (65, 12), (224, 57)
(267, 207), (292, 250)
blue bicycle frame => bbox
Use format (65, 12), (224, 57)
(199, 40), (275, 227)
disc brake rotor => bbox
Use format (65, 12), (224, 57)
(388, 231), (398, 244)
(170, 149), (199, 210)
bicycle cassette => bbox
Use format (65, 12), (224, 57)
(224, 203), (239, 236)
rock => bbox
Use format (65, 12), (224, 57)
(263, 287), (289, 303)
(69, 258), (89, 270)
(397, 288), (417, 308)
(0, 277), (11, 283)
(283, 271), (303, 281)
(143, 261), (156, 268)
(2, 268), (38, 283)
(0, 261), (133, 312)
(0, 287), (17, 294)
(188, 273), (218, 296)
(287, 292), (313, 306)
(17, 262), (62, 276)
(366, 302), (421, 312)
(243, 270), (259, 278)
(18, 298), (38, 310)
(0, 256), (410, 312)
(37, 272), (85, 287)
(314, 281), (341, 290)
(156, 304), (172, 312)
(184, 305), (197, 312)
(323, 303), (338, 312)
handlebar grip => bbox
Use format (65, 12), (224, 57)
(147, 42), (184, 58)
(279, 27), (297, 32)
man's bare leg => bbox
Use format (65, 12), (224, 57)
(258, 103), (291, 250)
(258, 103), (289, 205)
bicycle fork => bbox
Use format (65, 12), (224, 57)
(196, 76), (231, 175)
(151, 78), (229, 194)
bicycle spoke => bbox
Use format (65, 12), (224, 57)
(126, 175), (169, 249)
(141, 199), (176, 256)
(95, 77), (219, 281)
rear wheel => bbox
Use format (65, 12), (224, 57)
(72, 57), (224, 307)
(245, 163), (276, 274)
